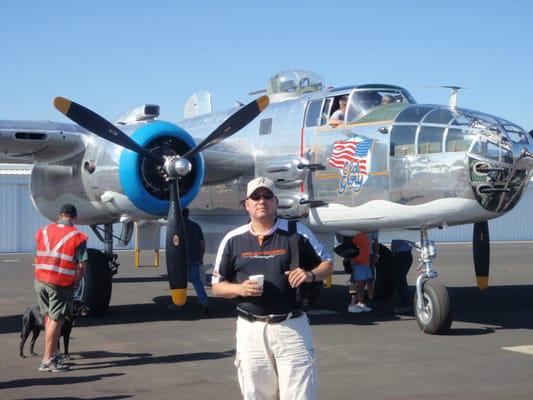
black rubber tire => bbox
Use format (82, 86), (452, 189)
(413, 280), (452, 334)
(75, 248), (112, 316)
(373, 244), (395, 300)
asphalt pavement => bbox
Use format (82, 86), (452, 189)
(1, 243), (532, 399)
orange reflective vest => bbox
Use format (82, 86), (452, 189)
(34, 223), (88, 287)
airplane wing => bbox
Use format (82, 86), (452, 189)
(0, 120), (87, 163)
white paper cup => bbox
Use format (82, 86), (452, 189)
(249, 274), (264, 288)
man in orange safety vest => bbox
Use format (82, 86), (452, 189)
(34, 203), (88, 372)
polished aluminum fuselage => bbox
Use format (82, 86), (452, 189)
(2, 85), (530, 235)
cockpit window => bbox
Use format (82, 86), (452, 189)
(304, 99), (323, 127)
(347, 89), (415, 122)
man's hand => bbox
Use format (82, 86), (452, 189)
(240, 279), (263, 297)
(284, 268), (312, 288)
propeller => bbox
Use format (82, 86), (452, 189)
(473, 221), (490, 290)
(54, 95), (269, 305)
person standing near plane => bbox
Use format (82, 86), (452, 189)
(212, 177), (333, 400)
(33, 203), (88, 372)
(183, 207), (209, 313)
(348, 232), (374, 313)
(391, 239), (413, 314)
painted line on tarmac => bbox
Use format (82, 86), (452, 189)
(501, 345), (533, 355)
(1, 259), (19, 263)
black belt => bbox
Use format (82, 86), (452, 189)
(236, 307), (303, 324)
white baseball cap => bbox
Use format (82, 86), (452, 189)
(246, 177), (276, 197)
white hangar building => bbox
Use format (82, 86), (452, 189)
(1, 165), (533, 253)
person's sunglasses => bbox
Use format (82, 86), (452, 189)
(248, 193), (275, 201)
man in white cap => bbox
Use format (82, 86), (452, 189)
(212, 177), (333, 400)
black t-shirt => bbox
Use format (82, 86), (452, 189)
(213, 219), (331, 315)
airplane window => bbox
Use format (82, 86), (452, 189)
(503, 124), (529, 144)
(305, 100), (323, 127)
(259, 118), (273, 135)
(395, 105), (433, 123)
(471, 140), (513, 163)
(390, 125), (417, 156)
(445, 128), (474, 152)
(451, 114), (474, 127)
(423, 108), (456, 124)
(418, 126), (444, 154)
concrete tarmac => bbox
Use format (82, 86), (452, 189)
(1, 243), (533, 399)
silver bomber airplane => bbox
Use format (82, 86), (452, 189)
(1, 70), (532, 335)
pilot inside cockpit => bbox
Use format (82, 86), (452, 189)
(381, 95), (394, 105)
(357, 91), (383, 110)
(328, 96), (348, 127)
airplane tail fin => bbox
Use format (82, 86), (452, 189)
(184, 91), (213, 118)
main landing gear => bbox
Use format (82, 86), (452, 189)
(75, 223), (118, 316)
(412, 230), (452, 334)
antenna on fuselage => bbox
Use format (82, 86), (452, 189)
(441, 85), (464, 109)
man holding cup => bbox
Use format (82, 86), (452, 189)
(212, 177), (333, 400)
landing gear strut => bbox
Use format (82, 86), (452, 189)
(412, 230), (452, 334)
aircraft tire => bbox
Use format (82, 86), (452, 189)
(373, 244), (395, 300)
(414, 280), (452, 334)
(74, 248), (113, 316)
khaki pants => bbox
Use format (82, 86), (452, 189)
(235, 314), (317, 400)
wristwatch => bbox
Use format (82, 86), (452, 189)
(309, 270), (316, 282)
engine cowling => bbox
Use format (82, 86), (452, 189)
(30, 120), (204, 224)
(119, 121), (204, 216)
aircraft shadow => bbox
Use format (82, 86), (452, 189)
(70, 349), (234, 371)
(20, 397), (132, 400)
(0, 372), (124, 390)
(2, 284), (532, 335)
(112, 276), (168, 283)
(309, 283), (533, 333)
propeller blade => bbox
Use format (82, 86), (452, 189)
(54, 97), (164, 164)
(165, 179), (188, 305)
(473, 221), (490, 290)
(183, 95), (269, 160)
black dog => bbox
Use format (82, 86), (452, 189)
(19, 300), (88, 358)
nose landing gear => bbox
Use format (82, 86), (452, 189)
(412, 230), (452, 334)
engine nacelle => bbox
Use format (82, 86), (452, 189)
(30, 121), (204, 225)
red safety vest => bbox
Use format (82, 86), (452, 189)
(34, 223), (88, 287)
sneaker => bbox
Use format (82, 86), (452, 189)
(348, 304), (364, 313)
(39, 357), (70, 372)
(357, 303), (372, 312)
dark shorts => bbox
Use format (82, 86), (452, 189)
(34, 280), (74, 321)
(352, 265), (374, 281)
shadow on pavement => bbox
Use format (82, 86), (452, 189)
(20, 397), (132, 400)
(0, 372), (124, 390)
(2, 283), (532, 335)
(71, 349), (234, 371)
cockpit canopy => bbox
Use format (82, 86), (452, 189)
(267, 70), (325, 102)
(347, 87), (417, 121)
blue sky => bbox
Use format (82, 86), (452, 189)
(2, 1), (532, 130)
